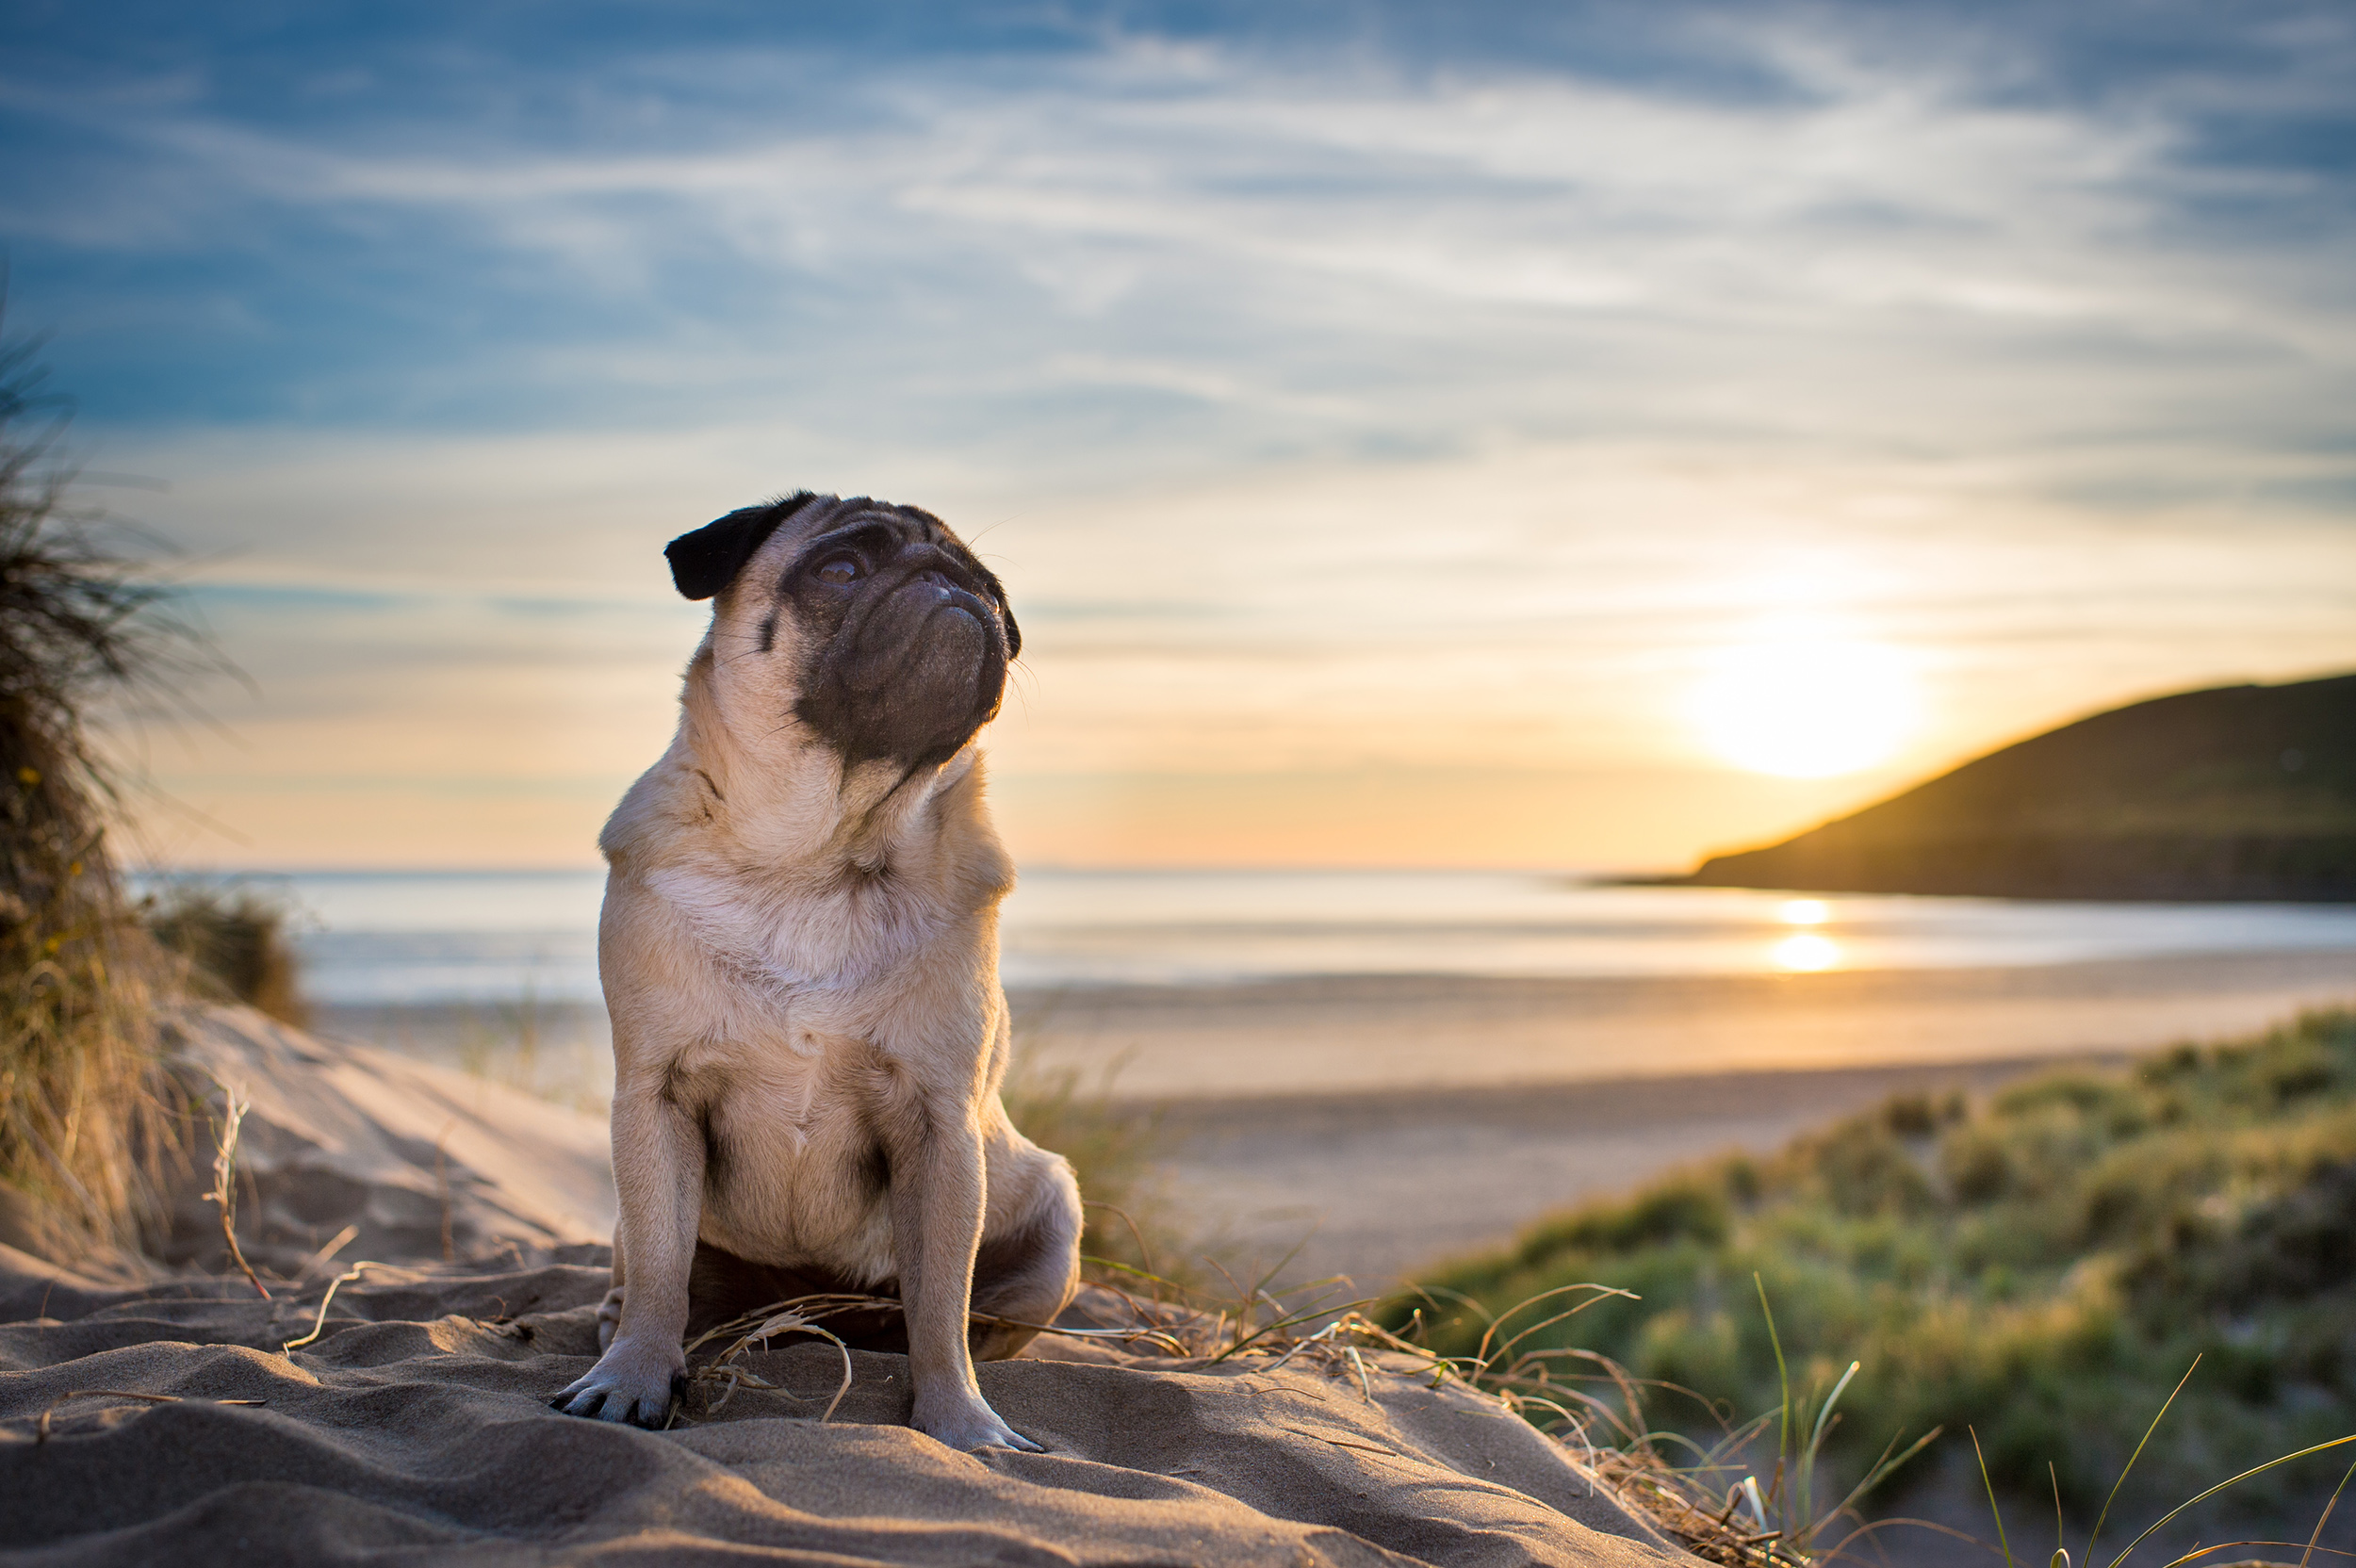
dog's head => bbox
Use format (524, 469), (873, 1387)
(665, 493), (1020, 774)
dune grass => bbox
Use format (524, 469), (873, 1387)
(0, 318), (205, 1255)
(143, 882), (309, 1027)
(1378, 1007), (2356, 1539)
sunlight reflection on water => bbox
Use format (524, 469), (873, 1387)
(1772, 932), (1842, 972)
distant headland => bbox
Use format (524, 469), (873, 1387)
(1669, 671), (2356, 902)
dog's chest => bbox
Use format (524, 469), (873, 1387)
(690, 1027), (898, 1268)
(694, 1024), (843, 1155)
(649, 863), (946, 993)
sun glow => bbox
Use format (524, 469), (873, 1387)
(1692, 636), (1917, 778)
(1770, 898), (1841, 971)
(1772, 932), (1841, 972)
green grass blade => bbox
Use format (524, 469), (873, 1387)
(2053, 1461), (2069, 1568)
(1800, 1358), (1861, 1535)
(1755, 1272), (1792, 1522)
(1824, 1426), (1943, 1527)
(1972, 1426), (2015, 1568)
(2301, 1455), (2356, 1568)
(1078, 1255), (1190, 1295)
(2089, 1355), (2199, 1561)
(1808, 1360), (1861, 1460)
(2102, 1431), (2356, 1568)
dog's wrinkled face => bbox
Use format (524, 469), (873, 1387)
(667, 493), (1019, 772)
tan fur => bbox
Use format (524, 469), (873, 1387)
(552, 512), (1080, 1448)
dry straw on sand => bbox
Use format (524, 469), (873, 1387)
(662, 1259), (1797, 1566)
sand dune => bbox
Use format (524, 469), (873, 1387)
(0, 1253), (1689, 1566)
(158, 1005), (616, 1276)
(0, 1008), (1693, 1567)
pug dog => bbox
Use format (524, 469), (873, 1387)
(551, 493), (1082, 1449)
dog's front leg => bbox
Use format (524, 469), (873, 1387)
(553, 1079), (703, 1428)
(892, 1112), (1039, 1451)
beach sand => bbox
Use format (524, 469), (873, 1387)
(0, 1007), (1695, 1567)
(0, 1253), (1692, 1567)
(1145, 1058), (2114, 1293)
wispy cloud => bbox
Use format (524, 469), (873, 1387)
(9, 2), (2353, 865)
(15, 14), (2351, 457)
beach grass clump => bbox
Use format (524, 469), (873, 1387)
(1381, 1007), (2356, 1532)
(0, 328), (198, 1253)
(144, 882), (308, 1027)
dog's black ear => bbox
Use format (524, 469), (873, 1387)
(664, 493), (816, 600)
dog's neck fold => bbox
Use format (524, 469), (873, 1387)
(650, 645), (990, 889)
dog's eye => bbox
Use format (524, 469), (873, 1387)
(814, 557), (863, 587)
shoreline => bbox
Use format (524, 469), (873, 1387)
(1004, 941), (2356, 1097)
(1006, 947), (2356, 1100)
(309, 946), (2356, 1112)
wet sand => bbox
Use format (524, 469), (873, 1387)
(1006, 948), (2356, 1098)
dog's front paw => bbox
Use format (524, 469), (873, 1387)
(912, 1390), (1042, 1453)
(551, 1335), (686, 1429)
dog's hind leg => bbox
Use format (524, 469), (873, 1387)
(597, 1219), (628, 1352)
(969, 1152), (1083, 1363)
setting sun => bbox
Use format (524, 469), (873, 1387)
(1692, 637), (1918, 778)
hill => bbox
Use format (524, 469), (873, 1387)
(1684, 671), (2356, 900)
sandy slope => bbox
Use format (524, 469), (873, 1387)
(0, 1254), (1690, 1566)
(0, 1008), (1693, 1567)
(156, 1004), (617, 1276)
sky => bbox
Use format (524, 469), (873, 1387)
(4, 0), (2353, 870)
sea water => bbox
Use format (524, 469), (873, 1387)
(137, 868), (2356, 1007)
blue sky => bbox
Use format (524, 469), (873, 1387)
(6, 1), (2354, 867)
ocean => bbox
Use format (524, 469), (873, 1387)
(144, 868), (2356, 1007)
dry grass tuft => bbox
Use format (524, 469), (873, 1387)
(200, 1088), (268, 1298)
(0, 309), (214, 1257)
(144, 883), (308, 1026)
(659, 1262), (1771, 1563)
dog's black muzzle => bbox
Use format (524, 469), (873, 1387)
(795, 543), (1013, 771)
